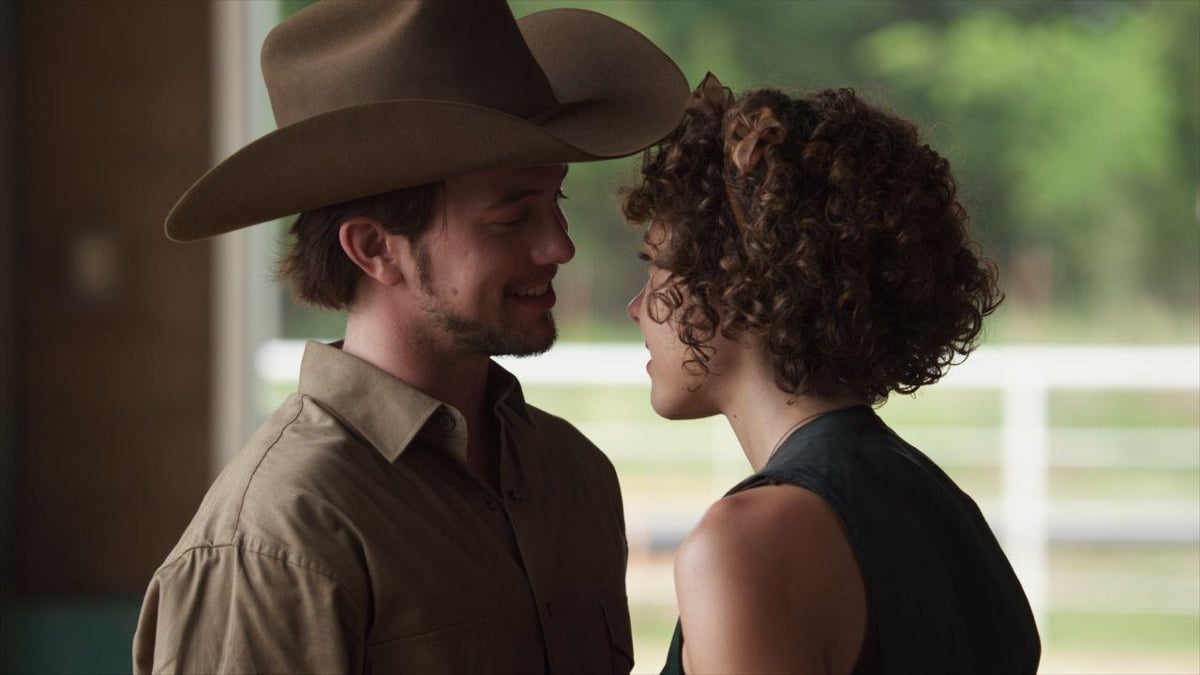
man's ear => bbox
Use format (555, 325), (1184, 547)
(338, 217), (406, 286)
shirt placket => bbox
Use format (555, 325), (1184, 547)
(429, 407), (527, 563)
(495, 413), (569, 674)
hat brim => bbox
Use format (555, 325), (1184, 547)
(165, 8), (687, 242)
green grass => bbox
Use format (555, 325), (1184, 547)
(629, 603), (679, 672)
(1051, 390), (1200, 427)
(1050, 466), (1199, 499)
(1047, 611), (1200, 655)
(1052, 545), (1200, 576)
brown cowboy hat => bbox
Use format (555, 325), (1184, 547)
(164, 0), (688, 242)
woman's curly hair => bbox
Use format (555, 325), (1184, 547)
(622, 82), (1002, 403)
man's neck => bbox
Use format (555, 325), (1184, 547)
(342, 309), (500, 489)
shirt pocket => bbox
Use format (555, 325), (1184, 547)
(563, 589), (634, 675)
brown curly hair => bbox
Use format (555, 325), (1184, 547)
(277, 181), (442, 309)
(622, 84), (1002, 403)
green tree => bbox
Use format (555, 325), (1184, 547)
(858, 1), (1199, 323)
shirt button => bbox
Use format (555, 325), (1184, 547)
(436, 413), (456, 431)
(485, 499), (498, 511)
(506, 489), (523, 504)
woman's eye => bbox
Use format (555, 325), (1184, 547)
(555, 188), (569, 201)
(637, 251), (651, 262)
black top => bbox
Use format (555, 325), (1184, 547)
(660, 405), (1041, 674)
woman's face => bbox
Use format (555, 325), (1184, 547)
(627, 222), (738, 420)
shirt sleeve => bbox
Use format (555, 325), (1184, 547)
(133, 543), (366, 674)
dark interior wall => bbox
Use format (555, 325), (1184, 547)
(1, 0), (17, 594)
(13, 0), (213, 593)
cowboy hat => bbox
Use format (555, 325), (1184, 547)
(164, 0), (688, 242)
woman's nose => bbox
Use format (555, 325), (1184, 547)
(627, 286), (644, 323)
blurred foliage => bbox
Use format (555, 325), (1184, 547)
(280, 0), (1200, 344)
(859, 2), (1199, 317)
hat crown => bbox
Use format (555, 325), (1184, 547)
(262, 0), (560, 128)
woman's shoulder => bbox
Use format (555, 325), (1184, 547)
(674, 484), (867, 673)
(678, 483), (859, 589)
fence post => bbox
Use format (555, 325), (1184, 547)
(1000, 353), (1050, 636)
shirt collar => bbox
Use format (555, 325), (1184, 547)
(297, 340), (536, 464)
(486, 359), (536, 427)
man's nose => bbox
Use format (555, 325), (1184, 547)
(532, 209), (575, 265)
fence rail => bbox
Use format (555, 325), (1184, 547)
(258, 341), (1200, 628)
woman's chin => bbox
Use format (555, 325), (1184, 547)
(650, 391), (716, 421)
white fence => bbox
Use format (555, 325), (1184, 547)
(257, 341), (1200, 628)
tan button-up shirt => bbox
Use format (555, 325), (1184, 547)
(134, 341), (632, 674)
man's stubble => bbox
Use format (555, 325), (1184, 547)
(412, 241), (557, 358)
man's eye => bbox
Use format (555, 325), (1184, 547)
(637, 252), (651, 262)
(555, 188), (569, 200)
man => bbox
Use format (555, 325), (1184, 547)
(132, 1), (687, 672)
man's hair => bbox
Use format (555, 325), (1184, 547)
(622, 87), (1002, 404)
(277, 182), (442, 309)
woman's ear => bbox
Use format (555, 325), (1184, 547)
(338, 217), (404, 286)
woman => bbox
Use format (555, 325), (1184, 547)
(623, 75), (1041, 674)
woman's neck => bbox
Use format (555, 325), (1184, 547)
(721, 364), (867, 472)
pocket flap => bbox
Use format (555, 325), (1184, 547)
(599, 590), (634, 673)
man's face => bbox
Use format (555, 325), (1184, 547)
(406, 164), (574, 357)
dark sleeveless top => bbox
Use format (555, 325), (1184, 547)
(660, 406), (1041, 674)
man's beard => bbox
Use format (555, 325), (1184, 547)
(414, 243), (557, 357)
(429, 305), (557, 357)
